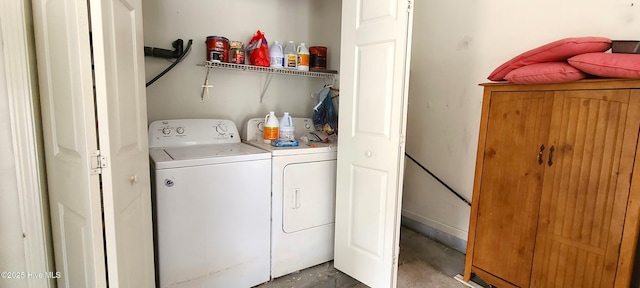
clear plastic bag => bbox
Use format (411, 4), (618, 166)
(312, 86), (338, 135)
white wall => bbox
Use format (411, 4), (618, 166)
(402, 0), (640, 245)
(142, 0), (342, 135)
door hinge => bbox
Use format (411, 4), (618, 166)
(407, 0), (413, 12)
(90, 150), (108, 175)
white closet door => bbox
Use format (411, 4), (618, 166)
(89, 0), (155, 286)
(31, 0), (106, 286)
(334, 0), (414, 287)
(32, 0), (155, 286)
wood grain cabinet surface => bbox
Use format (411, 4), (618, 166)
(464, 79), (640, 288)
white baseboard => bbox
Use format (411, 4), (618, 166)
(454, 274), (484, 288)
(401, 209), (468, 240)
(401, 215), (467, 254)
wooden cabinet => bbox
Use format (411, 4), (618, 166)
(464, 79), (640, 288)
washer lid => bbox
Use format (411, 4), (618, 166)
(150, 143), (270, 169)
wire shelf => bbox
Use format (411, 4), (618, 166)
(200, 61), (338, 79)
(199, 61), (338, 103)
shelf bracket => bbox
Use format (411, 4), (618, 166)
(201, 66), (213, 102)
(259, 73), (274, 103)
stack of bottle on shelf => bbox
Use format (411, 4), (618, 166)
(269, 41), (313, 71)
(264, 111), (298, 147)
(206, 32), (327, 71)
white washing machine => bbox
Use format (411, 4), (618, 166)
(244, 117), (338, 278)
(149, 119), (271, 288)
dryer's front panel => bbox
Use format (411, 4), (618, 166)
(282, 160), (337, 233)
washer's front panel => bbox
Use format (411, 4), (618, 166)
(154, 160), (271, 288)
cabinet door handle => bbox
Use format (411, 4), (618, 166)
(538, 145), (545, 165)
(548, 146), (555, 167)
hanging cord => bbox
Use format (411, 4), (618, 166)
(405, 153), (472, 206)
(146, 39), (193, 87)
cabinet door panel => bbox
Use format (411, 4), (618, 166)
(531, 90), (640, 288)
(472, 91), (553, 288)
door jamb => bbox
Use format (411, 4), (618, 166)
(1, 0), (55, 286)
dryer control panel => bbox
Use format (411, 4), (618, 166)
(149, 119), (240, 148)
(245, 117), (315, 142)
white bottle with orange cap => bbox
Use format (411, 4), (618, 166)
(263, 111), (279, 143)
(297, 43), (310, 71)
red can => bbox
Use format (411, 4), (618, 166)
(228, 41), (245, 64)
(206, 36), (229, 62)
(309, 46), (327, 70)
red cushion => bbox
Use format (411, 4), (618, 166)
(504, 62), (587, 84)
(568, 52), (640, 78)
(488, 37), (612, 81)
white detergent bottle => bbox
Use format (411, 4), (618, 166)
(269, 41), (284, 69)
(284, 41), (297, 69)
(279, 112), (295, 141)
(297, 43), (310, 71)
(263, 111), (279, 143)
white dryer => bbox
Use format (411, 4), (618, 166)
(149, 119), (271, 288)
(245, 117), (338, 278)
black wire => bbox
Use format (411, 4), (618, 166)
(146, 39), (193, 87)
(405, 152), (472, 206)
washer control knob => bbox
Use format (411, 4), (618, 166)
(215, 124), (228, 134)
(176, 127), (185, 134)
(162, 127), (171, 135)
(305, 123), (312, 130)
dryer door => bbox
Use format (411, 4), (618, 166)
(283, 160), (337, 233)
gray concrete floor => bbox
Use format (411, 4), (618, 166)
(257, 226), (481, 288)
